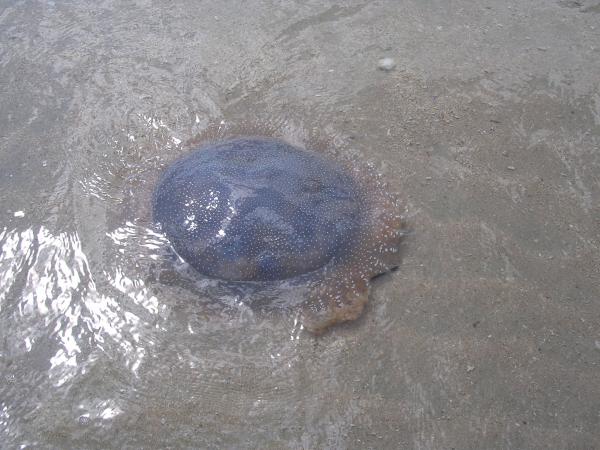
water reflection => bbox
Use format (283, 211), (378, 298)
(0, 223), (164, 387)
(0, 227), (35, 307)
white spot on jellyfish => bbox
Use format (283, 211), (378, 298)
(183, 214), (197, 231)
(13, 211), (25, 218)
(205, 190), (220, 210)
(217, 229), (226, 237)
(172, 137), (181, 146)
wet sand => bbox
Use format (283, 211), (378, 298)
(1, 1), (599, 448)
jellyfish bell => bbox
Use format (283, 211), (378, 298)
(147, 122), (405, 334)
(152, 137), (362, 282)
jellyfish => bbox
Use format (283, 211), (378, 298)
(152, 136), (404, 333)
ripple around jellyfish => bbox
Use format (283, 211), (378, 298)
(149, 127), (405, 334)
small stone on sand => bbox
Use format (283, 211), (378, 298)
(378, 57), (396, 71)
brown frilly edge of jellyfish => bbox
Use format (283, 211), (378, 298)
(150, 121), (407, 334)
(299, 181), (404, 334)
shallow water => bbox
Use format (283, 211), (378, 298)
(2, 1), (600, 448)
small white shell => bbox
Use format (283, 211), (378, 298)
(377, 57), (397, 71)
